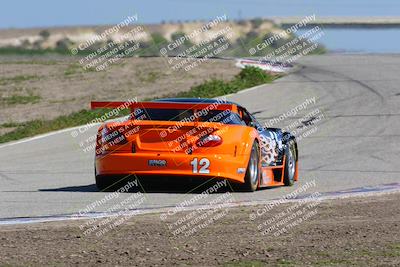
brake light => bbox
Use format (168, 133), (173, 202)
(101, 127), (127, 145)
(196, 135), (222, 147)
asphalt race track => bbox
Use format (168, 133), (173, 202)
(0, 54), (399, 219)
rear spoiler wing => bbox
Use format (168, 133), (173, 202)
(91, 101), (237, 112)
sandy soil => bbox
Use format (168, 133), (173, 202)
(0, 56), (238, 124)
(0, 193), (399, 266)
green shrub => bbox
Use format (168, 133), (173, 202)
(39, 30), (51, 40)
(176, 66), (277, 98)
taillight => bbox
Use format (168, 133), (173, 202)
(101, 127), (127, 145)
(96, 125), (130, 155)
(196, 135), (222, 147)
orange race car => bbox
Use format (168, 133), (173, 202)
(91, 98), (298, 192)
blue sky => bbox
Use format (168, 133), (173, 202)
(1, 0), (399, 29)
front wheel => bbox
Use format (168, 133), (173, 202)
(283, 140), (297, 186)
(243, 142), (261, 192)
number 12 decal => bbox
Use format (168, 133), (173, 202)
(190, 158), (210, 174)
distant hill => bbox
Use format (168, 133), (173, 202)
(0, 19), (325, 57)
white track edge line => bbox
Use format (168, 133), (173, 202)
(0, 187), (399, 226)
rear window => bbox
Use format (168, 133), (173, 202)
(133, 108), (194, 121)
(133, 108), (244, 125)
(199, 110), (244, 125)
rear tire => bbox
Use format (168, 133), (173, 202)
(95, 175), (115, 192)
(243, 142), (261, 192)
(283, 140), (297, 186)
(95, 166), (121, 192)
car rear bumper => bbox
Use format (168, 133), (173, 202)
(95, 152), (248, 183)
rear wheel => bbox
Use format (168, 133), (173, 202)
(283, 140), (297, 186)
(95, 175), (116, 192)
(95, 166), (120, 191)
(95, 174), (135, 192)
(243, 142), (261, 192)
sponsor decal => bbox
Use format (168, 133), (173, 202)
(148, 159), (167, 167)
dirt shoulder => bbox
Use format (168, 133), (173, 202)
(0, 56), (237, 125)
(1, 193), (399, 267)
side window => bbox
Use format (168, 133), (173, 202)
(239, 107), (263, 130)
(238, 107), (254, 127)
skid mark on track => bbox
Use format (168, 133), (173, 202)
(297, 64), (385, 103)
